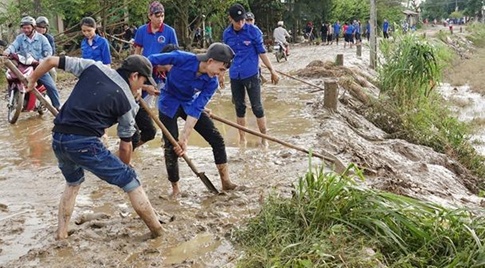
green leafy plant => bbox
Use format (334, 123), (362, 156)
(234, 164), (485, 267)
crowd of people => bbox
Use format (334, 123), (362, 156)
(0, 1), (282, 240)
(2, 1), (402, 241)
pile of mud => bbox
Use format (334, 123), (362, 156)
(293, 60), (352, 78)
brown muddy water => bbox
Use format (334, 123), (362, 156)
(0, 74), (321, 267)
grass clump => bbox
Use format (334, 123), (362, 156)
(367, 33), (485, 184)
(234, 164), (485, 267)
(467, 22), (485, 48)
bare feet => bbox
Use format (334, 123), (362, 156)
(222, 181), (238, 191)
(239, 138), (247, 147)
(56, 229), (68, 240)
(169, 182), (181, 199)
(150, 227), (164, 238)
(260, 139), (269, 149)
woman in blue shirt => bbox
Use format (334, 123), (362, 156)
(80, 17), (111, 67)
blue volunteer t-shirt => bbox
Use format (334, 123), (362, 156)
(345, 25), (354, 34)
(148, 50), (218, 119)
(223, 23), (266, 80)
(134, 22), (178, 57)
(81, 34), (111, 65)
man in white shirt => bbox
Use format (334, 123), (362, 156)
(273, 21), (291, 56)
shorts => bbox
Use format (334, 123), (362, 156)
(52, 132), (141, 192)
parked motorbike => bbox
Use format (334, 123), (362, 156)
(274, 42), (288, 62)
(3, 52), (47, 124)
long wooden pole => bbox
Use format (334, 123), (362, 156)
(3, 59), (58, 116)
(207, 112), (346, 173)
(263, 65), (326, 92)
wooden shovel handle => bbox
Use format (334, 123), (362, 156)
(139, 99), (219, 194)
(207, 111), (347, 173)
(3, 58), (58, 116)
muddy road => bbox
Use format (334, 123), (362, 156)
(1, 34), (484, 267)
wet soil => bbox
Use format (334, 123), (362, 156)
(1, 28), (485, 267)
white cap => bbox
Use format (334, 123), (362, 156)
(277, 21), (284, 26)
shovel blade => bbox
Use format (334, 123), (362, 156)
(197, 172), (219, 194)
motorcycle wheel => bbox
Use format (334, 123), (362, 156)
(7, 89), (24, 124)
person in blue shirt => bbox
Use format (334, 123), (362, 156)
(383, 19), (389, 39)
(148, 43), (237, 198)
(132, 44), (179, 150)
(26, 54), (163, 240)
(365, 20), (371, 42)
(134, 1), (178, 57)
(35, 16), (57, 82)
(333, 21), (341, 46)
(2, 16), (61, 110)
(344, 22), (354, 48)
(80, 17), (111, 66)
(133, 1), (179, 149)
(222, 4), (279, 147)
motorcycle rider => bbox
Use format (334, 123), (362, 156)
(2, 16), (61, 110)
(35, 16), (57, 82)
(273, 21), (291, 56)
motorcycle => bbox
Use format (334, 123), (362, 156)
(274, 41), (288, 62)
(4, 53), (47, 124)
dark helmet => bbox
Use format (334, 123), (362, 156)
(20, 16), (36, 27)
(36, 16), (49, 27)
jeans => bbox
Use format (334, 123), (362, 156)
(39, 72), (61, 109)
(230, 74), (264, 118)
(52, 132), (140, 192)
(159, 108), (227, 183)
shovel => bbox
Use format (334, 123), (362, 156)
(139, 99), (219, 194)
(207, 111), (347, 174)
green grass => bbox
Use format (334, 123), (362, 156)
(367, 32), (485, 186)
(467, 22), (485, 48)
(234, 164), (485, 267)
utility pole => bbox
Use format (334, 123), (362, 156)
(369, 0), (377, 69)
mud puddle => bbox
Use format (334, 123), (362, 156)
(0, 75), (318, 267)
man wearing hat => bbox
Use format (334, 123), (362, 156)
(26, 54), (164, 240)
(148, 43), (238, 198)
(133, 1), (179, 149)
(134, 1), (178, 57)
(223, 4), (279, 147)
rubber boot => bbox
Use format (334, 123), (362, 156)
(256, 117), (268, 148)
(127, 186), (163, 238)
(236, 117), (247, 146)
(216, 163), (237, 190)
(57, 184), (81, 240)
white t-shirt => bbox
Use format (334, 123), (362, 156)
(273, 26), (290, 44)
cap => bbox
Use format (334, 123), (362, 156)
(149, 1), (164, 15)
(245, 12), (254, 20)
(229, 4), (246, 22)
(196, 42), (235, 66)
(277, 21), (284, 26)
(121, 55), (157, 87)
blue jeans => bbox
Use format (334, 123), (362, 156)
(52, 132), (140, 192)
(39, 73), (61, 109)
(230, 74), (264, 118)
